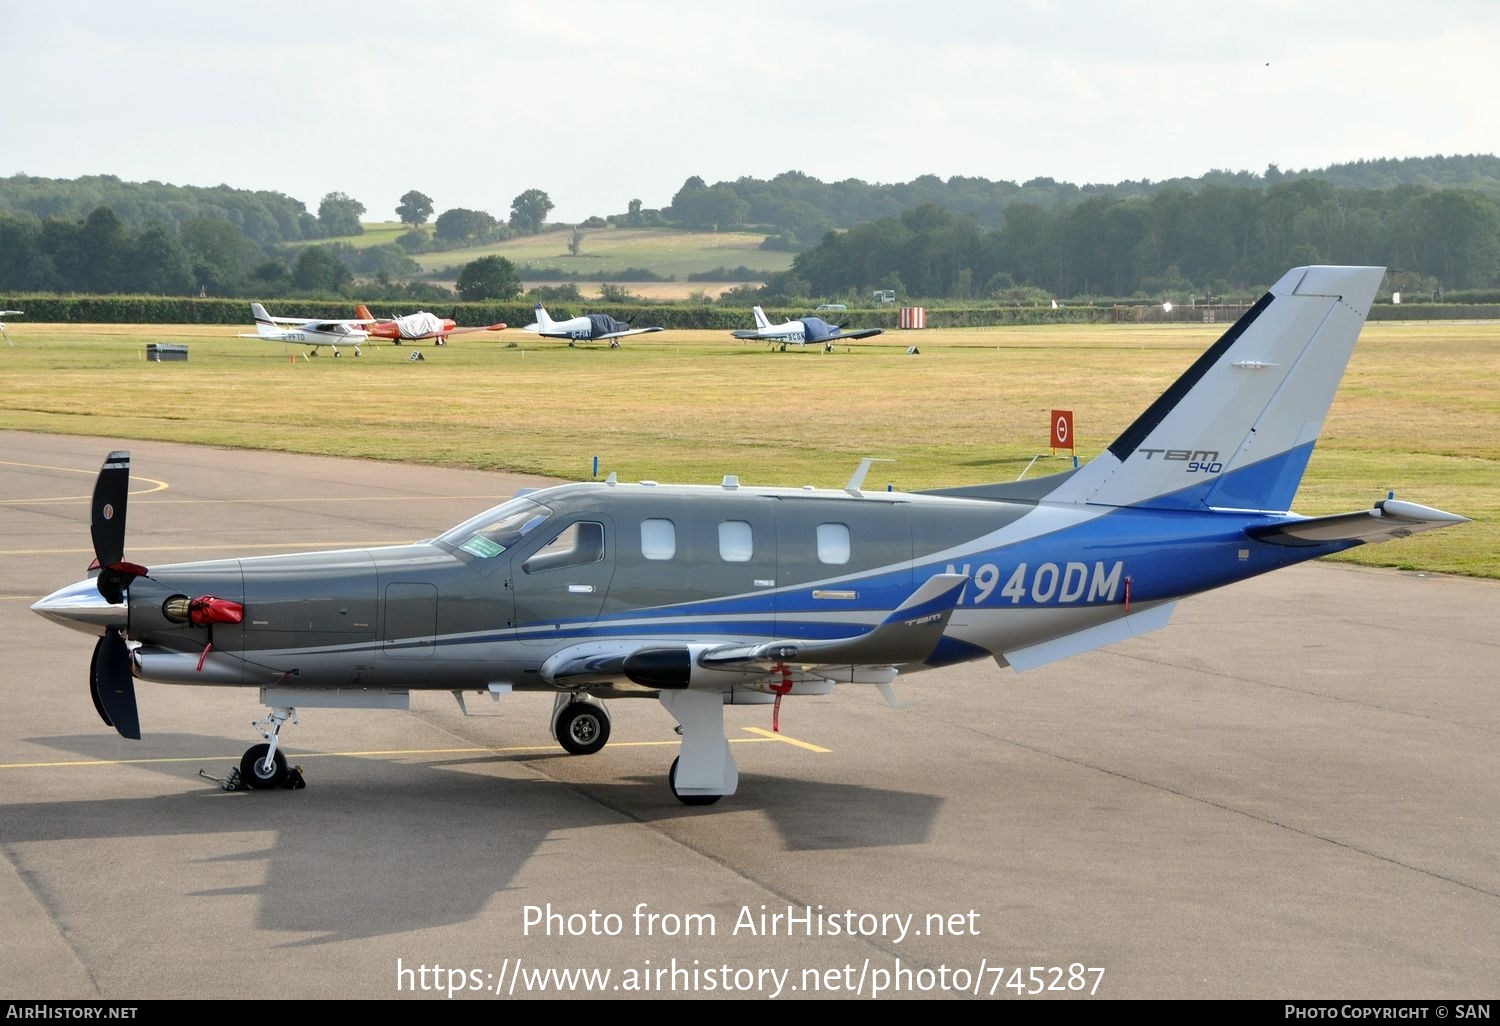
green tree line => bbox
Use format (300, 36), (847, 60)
(661, 155), (1500, 247)
(773, 181), (1500, 301)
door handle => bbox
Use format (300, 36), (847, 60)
(567, 584), (595, 594)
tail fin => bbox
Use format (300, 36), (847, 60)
(752, 306), (772, 330)
(1045, 265), (1385, 513)
(355, 304), (375, 321)
(249, 303), (276, 335)
(534, 304), (554, 331)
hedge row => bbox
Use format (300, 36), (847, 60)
(4, 295), (1497, 329)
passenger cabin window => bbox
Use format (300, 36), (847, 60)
(719, 520), (753, 562)
(522, 522), (604, 574)
(817, 523), (850, 564)
(641, 518), (676, 560)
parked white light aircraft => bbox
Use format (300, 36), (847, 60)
(732, 305), (884, 351)
(0, 310), (20, 345)
(239, 303), (373, 357)
(32, 266), (1468, 804)
(522, 305), (663, 347)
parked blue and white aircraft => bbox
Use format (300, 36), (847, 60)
(239, 303), (374, 357)
(32, 265), (1467, 803)
(522, 305), (663, 347)
(732, 305), (884, 351)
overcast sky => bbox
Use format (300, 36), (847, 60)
(4, 0), (1497, 223)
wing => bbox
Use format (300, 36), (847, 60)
(830, 328), (884, 341)
(731, 330), (763, 339)
(596, 326), (664, 341)
(700, 573), (967, 670)
(537, 574), (968, 692)
(267, 316), (376, 327)
(442, 323), (508, 335)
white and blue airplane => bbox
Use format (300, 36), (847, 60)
(522, 304), (664, 347)
(732, 305), (884, 351)
(32, 265), (1467, 803)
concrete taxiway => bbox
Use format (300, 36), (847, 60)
(1, 431), (1495, 999)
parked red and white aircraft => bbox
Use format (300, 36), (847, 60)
(354, 304), (507, 346)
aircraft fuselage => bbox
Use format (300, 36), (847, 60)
(48, 480), (1345, 697)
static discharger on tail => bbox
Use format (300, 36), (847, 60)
(34, 266), (1467, 803)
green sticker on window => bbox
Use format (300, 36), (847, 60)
(459, 535), (505, 558)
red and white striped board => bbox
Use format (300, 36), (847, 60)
(899, 306), (927, 329)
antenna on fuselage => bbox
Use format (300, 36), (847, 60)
(844, 457), (893, 496)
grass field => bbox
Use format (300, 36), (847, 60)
(310, 223), (795, 300)
(1, 320), (1494, 577)
(313, 222), (793, 280)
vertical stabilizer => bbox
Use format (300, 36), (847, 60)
(1044, 266), (1385, 513)
(249, 303), (276, 336)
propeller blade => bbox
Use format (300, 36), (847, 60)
(90, 451), (145, 603)
(88, 639), (114, 728)
(92, 628), (141, 739)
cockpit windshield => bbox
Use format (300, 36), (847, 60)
(435, 497), (552, 559)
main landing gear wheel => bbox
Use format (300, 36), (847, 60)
(240, 743), (288, 789)
(556, 702), (610, 755)
(668, 757), (722, 806)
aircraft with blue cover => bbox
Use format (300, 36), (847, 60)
(31, 265), (1467, 803)
(522, 304), (663, 347)
(732, 305), (884, 351)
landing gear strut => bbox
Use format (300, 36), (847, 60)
(241, 706), (297, 789)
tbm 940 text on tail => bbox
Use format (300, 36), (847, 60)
(33, 266), (1468, 804)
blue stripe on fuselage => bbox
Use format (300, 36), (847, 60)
(500, 446), (1351, 641)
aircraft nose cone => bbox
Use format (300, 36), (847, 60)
(31, 578), (126, 635)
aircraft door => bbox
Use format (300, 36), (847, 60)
(511, 515), (615, 646)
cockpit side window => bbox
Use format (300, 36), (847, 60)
(523, 522), (605, 574)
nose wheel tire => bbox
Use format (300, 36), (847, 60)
(555, 702), (610, 756)
(240, 743), (288, 789)
(668, 757), (722, 806)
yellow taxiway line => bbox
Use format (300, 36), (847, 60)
(0, 728), (829, 770)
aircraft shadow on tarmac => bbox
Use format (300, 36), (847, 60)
(5, 733), (941, 944)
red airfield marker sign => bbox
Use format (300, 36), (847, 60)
(1051, 409), (1074, 454)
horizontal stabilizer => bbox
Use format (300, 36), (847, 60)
(702, 573), (968, 669)
(1246, 499), (1470, 547)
